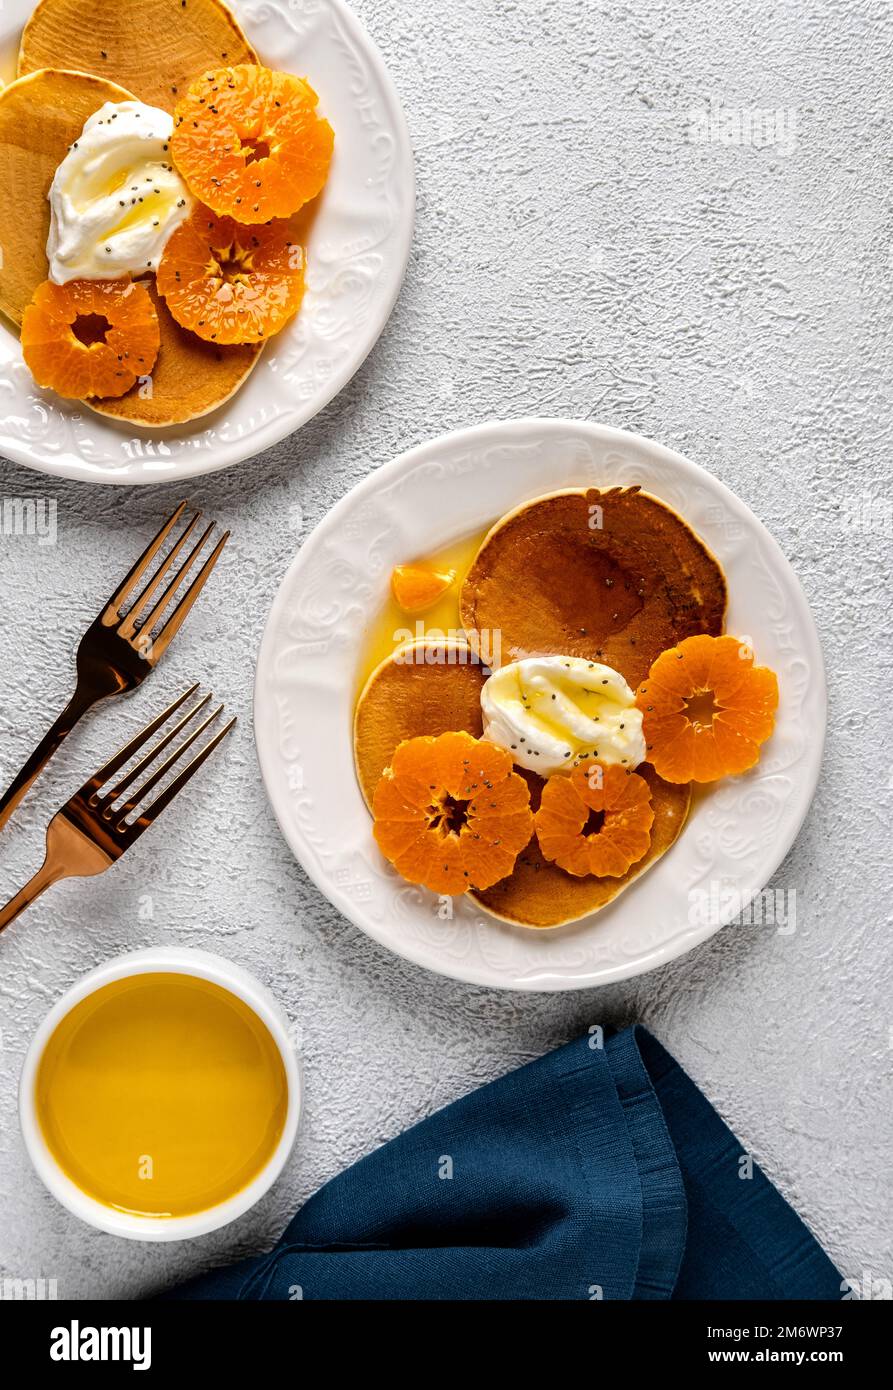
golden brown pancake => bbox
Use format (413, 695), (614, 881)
(354, 640), (488, 810)
(90, 280), (261, 426)
(0, 68), (263, 424)
(460, 486), (727, 688)
(353, 638), (690, 929)
(0, 68), (132, 325)
(470, 765), (690, 929)
(18, 0), (256, 112)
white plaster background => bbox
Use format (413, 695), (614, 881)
(0, 0), (890, 1299)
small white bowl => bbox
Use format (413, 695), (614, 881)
(19, 947), (302, 1241)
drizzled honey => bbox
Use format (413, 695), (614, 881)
(357, 529), (489, 691)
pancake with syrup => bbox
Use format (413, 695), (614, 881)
(354, 637), (690, 929)
(459, 486), (727, 689)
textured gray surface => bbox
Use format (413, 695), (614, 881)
(0, 0), (891, 1300)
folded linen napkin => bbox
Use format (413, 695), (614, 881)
(167, 1025), (842, 1301)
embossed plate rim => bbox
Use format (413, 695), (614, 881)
(254, 418), (826, 991)
(0, 0), (415, 483)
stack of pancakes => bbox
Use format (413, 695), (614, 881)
(0, 0), (264, 425)
(355, 487), (727, 929)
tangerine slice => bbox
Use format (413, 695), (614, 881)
(535, 763), (655, 878)
(390, 565), (456, 614)
(20, 277), (160, 400)
(372, 730), (534, 895)
(636, 634), (779, 783)
(156, 208), (304, 344)
(171, 65), (334, 223)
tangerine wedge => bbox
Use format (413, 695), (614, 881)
(535, 763), (655, 878)
(157, 208), (304, 344)
(390, 565), (457, 614)
(636, 634), (779, 783)
(171, 65), (333, 223)
(372, 730), (534, 895)
(21, 277), (160, 400)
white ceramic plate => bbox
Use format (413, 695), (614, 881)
(0, 0), (414, 483)
(254, 419), (825, 991)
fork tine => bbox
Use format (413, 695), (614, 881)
(149, 530), (230, 663)
(106, 501), (188, 617)
(132, 715), (236, 829)
(98, 692), (213, 806)
(118, 511), (203, 636)
(80, 684), (200, 793)
(125, 519), (217, 642)
(114, 702), (225, 819)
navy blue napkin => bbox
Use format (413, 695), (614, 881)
(167, 1025), (842, 1301)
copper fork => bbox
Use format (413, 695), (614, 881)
(0, 502), (229, 834)
(0, 687), (235, 936)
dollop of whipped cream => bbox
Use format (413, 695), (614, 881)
(481, 656), (646, 776)
(47, 101), (193, 283)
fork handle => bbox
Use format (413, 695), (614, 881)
(0, 856), (68, 934)
(0, 686), (96, 835)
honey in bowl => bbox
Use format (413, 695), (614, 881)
(35, 972), (288, 1219)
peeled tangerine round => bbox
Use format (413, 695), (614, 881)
(372, 731), (534, 896)
(171, 65), (333, 223)
(535, 763), (655, 878)
(21, 277), (160, 399)
(157, 208), (304, 344)
(636, 633), (779, 783)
